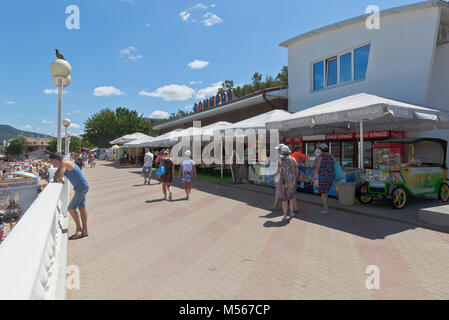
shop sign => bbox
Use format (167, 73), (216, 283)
(302, 135), (326, 141)
(326, 133), (354, 140)
(390, 131), (405, 138)
(0, 180), (38, 191)
(355, 130), (392, 139)
(193, 89), (233, 113)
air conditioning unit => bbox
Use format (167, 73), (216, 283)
(437, 25), (449, 45)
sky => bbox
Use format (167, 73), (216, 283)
(0, 0), (420, 137)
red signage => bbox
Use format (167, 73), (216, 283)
(390, 131), (405, 139)
(293, 138), (303, 143)
(326, 133), (354, 140)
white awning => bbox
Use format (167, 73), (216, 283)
(123, 136), (155, 147)
(110, 133), (152, 145)
(266, 93), (449, 135)
(227, 109), (292, 130)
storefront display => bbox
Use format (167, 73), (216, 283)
(357, 138), (449, 209)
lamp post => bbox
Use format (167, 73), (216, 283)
(50, 58), (71, 153)
(63, 119), (71, 157)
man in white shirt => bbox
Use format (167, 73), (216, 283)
(142, 148), (154, 185)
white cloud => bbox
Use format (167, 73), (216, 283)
(202, 12), (223, 26)
(190, 81), (203, 85)
(21, 125), (32, 130)
(70, 123), (81, 129)
(120, 46), (143, 62)
(180, 11), (191, 21)
(44, 88), (68, 95)
(145, 23), (150, 27)
(139, 84), (194, 101)
(4, 101), (16, 105)
(180, 3), (222, 26)
(94, 86), (125, 97)
(73, 110), (81, 114)
(149, 110), (169, 119)
(188, 59), (209, 69)
(42, 119), (53, 125)
(195, 81), (222, 100)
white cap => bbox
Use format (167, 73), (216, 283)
(185, 150), (191, 156)
(275, 143), (287, 150)
(320, 143), (328, 150)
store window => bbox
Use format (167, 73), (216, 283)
(342, 141), (355, 168)
(305, 142), (316, 157)
(329, 141), (341, 165)
(312, 43), (370, 91)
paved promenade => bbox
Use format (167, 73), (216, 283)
(67, 161), (449, 299)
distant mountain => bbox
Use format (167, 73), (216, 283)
(0, 125), (53, 143)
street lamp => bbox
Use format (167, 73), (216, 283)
(50, 58), (71, 153)
(63, 118), (71, 157)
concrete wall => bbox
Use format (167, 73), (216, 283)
(287, 6), (441, 112)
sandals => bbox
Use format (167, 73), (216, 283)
(69, 232), (88, 240)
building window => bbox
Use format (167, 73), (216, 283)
(339, 52), (352, 83)
(313, 60), (324, 91)
(354, 44), (371, 81)
(312, 43), (370, 91)
(326, 57), (338, 87)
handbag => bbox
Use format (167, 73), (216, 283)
(156, 159), (166, 176)
(333, 160), (345, 183)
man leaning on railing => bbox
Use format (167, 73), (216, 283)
(48, 152), (89, 240)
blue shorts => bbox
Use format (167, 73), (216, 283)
(142, 166), (152, 176)
(69, 186), (89, 210)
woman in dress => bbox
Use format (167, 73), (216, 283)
(159, 149), (175, 201)
(275, 145), (299, 222)
(312, 143), (335, 215)
(178, 150), (196, 200)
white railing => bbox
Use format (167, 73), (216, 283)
(0, 182), (69, 299)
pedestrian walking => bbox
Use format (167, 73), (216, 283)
(275, 145), (299, 222)
(178, 150), (196, 200)
(49, 152), (90, 240)
(312, 143), (335, 215)
(142, 148), (154, 185)
(159, 149), (174, 201)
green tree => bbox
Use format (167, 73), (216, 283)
(83, 107), (154, 147)
(47, 136), (83, 153)
(6, 137), (28, 158)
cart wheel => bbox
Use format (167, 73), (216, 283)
(357, 183), (373, 205)
(438, 183), (449, 202)
(392, 187), (407, 209)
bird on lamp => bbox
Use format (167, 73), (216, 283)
(55, 49), (65, 60)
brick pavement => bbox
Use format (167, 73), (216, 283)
(67, 161), (449, 299)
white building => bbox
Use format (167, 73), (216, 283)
(282, 0), (449, 141)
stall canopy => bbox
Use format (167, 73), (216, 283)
(146, 129), (185, 148)
(109, 133), (152, 145)
(123, 136), (155, 147)
(228, 109), (292, 130)
(266, 93), (449, 135)
(176, 121), (232, 139)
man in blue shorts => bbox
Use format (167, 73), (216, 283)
(49, 152), (89, 240)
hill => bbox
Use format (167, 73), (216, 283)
(0, 125), (53, 142)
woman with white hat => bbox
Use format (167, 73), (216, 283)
(178, 150), (196, 200)
(275, 144), (299, 222)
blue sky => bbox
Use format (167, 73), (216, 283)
(0, 0), (419, 137)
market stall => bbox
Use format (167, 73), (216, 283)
(266, 93), (449, 198)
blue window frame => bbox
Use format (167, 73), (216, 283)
(312, 43), (370, 91)
(313, 61), (324, 91)
(326, 57), (338, 87)
(354, 44), (371, 81)
(340, 52), (352, 83)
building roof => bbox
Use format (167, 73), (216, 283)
(280, 0), (449, 47)
(152, 87), (288, 131)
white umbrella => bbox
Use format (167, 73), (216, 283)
(147, 129), (184, 147)
(110, 133), (151, 145)
(123, 136), (154, 147)
(227, 109), (292, 130)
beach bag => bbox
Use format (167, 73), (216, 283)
(334, 161), (345, 182)
(156, 159), (166, 176)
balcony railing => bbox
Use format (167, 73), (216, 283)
(0, 182), (69, 299)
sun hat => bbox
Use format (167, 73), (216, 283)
(275, 143), (287, 150)
(185, 150), (191, 156)
(281, 145), (291, 154)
